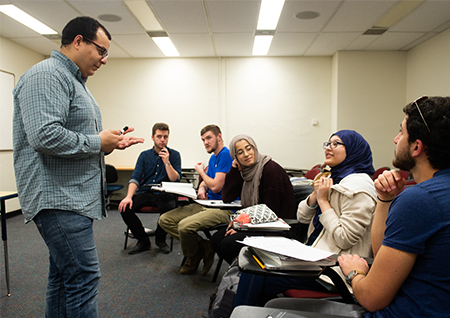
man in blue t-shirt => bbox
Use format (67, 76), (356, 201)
(338, 96), (450, 317)
(159, 124), (233, 276)
(119, 123), (182, 255)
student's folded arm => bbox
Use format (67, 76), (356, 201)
(350, 245), (416, 312)
(203, 172), (227, 193)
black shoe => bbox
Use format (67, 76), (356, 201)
(156, 241), (171, 254)
(128, 241), (150, 255)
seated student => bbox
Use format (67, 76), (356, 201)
(158, 125), (234, 276)
(337, 97), (450, 317)
(233, 130), (377, 307)
(119, 123), (182, 255)
(210, 134), (297, 265)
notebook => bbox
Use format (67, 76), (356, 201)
(250, 246), (335, 271)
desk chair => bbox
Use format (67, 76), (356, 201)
(123, 197), (190, 252)
(105, 164), (124, 209)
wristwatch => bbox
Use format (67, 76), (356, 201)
(345, 270), (366, 285)
(165, 162), (171, 167)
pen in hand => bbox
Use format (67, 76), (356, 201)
(118, 126), (129, 136)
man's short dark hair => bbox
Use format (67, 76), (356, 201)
(61, 16), (111, 47)
(200, 124), (221, 137)
(404, 96), (450, 170)
(152, 123), (170, 136)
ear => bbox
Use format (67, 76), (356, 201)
(73, 34), (83, 50)
(217, 133), (222, 142)
(411, 139), (425, 157)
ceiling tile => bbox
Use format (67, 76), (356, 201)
(305, 32), (361, 56)
(171, 33), (216, 57)
(67, 0), (144, 34)
(324, 0), (397, 32)
(206, 0), (259, 33)
(150, 0), (209, 33)
(269, 32), (317, 56)
(390, 1), (450, 32)
(112, 34), (164, 58)
(10, 36), (59, 55)
(365, 31), (426, 50)
(214, 33), (254, 56)
(277, 0), (341, 32)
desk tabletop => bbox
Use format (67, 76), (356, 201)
(0, 192), (18, 200)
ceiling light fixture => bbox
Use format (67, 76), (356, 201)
(252, 35), (273, 56)
(0, 4), (57, 35)
(253, 0), (285, 56)
(124, 0), (179, 57)
(257, 0), (285, 30)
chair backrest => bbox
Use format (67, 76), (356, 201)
(373, 167), (389, 179)
(106, 164), (119, 183)
(399, 170), (409, 180)
(304, 168), (320, 180)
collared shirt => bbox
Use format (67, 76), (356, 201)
(130, 147), (182, 193)
(13, 50), (105, 223)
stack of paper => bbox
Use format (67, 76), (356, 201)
(152, 182), (197, 199)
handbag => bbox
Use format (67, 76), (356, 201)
(234, 204), (278, 224)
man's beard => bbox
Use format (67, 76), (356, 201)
(207, 144), (217, 154)
(393, 148), (416, 171)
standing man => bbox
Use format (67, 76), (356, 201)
(119, 122), (182, 255)
(13, 17), (143, 318)
(338, 96), (450, 317)
(159, 124), (233, 275)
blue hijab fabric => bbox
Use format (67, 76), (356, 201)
(329, 130), (375, 184)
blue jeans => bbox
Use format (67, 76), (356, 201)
(33, 209), (101, 318)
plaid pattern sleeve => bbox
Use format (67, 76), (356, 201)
(13, 51), (105, 222)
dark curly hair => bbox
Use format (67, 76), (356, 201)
(61, 16), (111, 47)
(404, 96), (450, 170)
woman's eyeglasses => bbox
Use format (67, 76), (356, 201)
(413, 96), (430, 133)
(323, 141), (345, 149)
(84, 37), (108, 59)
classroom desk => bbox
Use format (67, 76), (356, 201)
(237, 246), (358, 304)
(1, 191), (18, 297)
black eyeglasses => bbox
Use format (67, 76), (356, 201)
(84, 37), (108, 59)
(413, 96), (430, 133)
(323, 141), (345, 149)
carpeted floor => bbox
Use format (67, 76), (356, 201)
(0, 208), (228, 317)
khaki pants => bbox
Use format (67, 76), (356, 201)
(158, 203), (232, 257)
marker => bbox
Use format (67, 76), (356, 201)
(118, 126), (129, 136)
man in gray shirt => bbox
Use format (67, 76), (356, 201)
(13, 16), (143, 318)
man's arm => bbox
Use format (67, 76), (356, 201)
(118, 182), (138, 213)
(372, 170), (406, 255)
(159, 147), (181, 182)
(194, 163), (227, 193)
(339, 247), (416, 312)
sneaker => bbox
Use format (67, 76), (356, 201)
(180, 250), (202, 275)
(156, 241), (171, 254)
(200, 239), (215, 276)
(128, 241), (150, 255)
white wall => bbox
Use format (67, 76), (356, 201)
(406, 28), (450, 99)
(332, 51), (407, 170)
(89, 56), (332, 170)
(0, 36), (44, 212)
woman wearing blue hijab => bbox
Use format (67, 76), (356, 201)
(233, 130), (377, 308)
